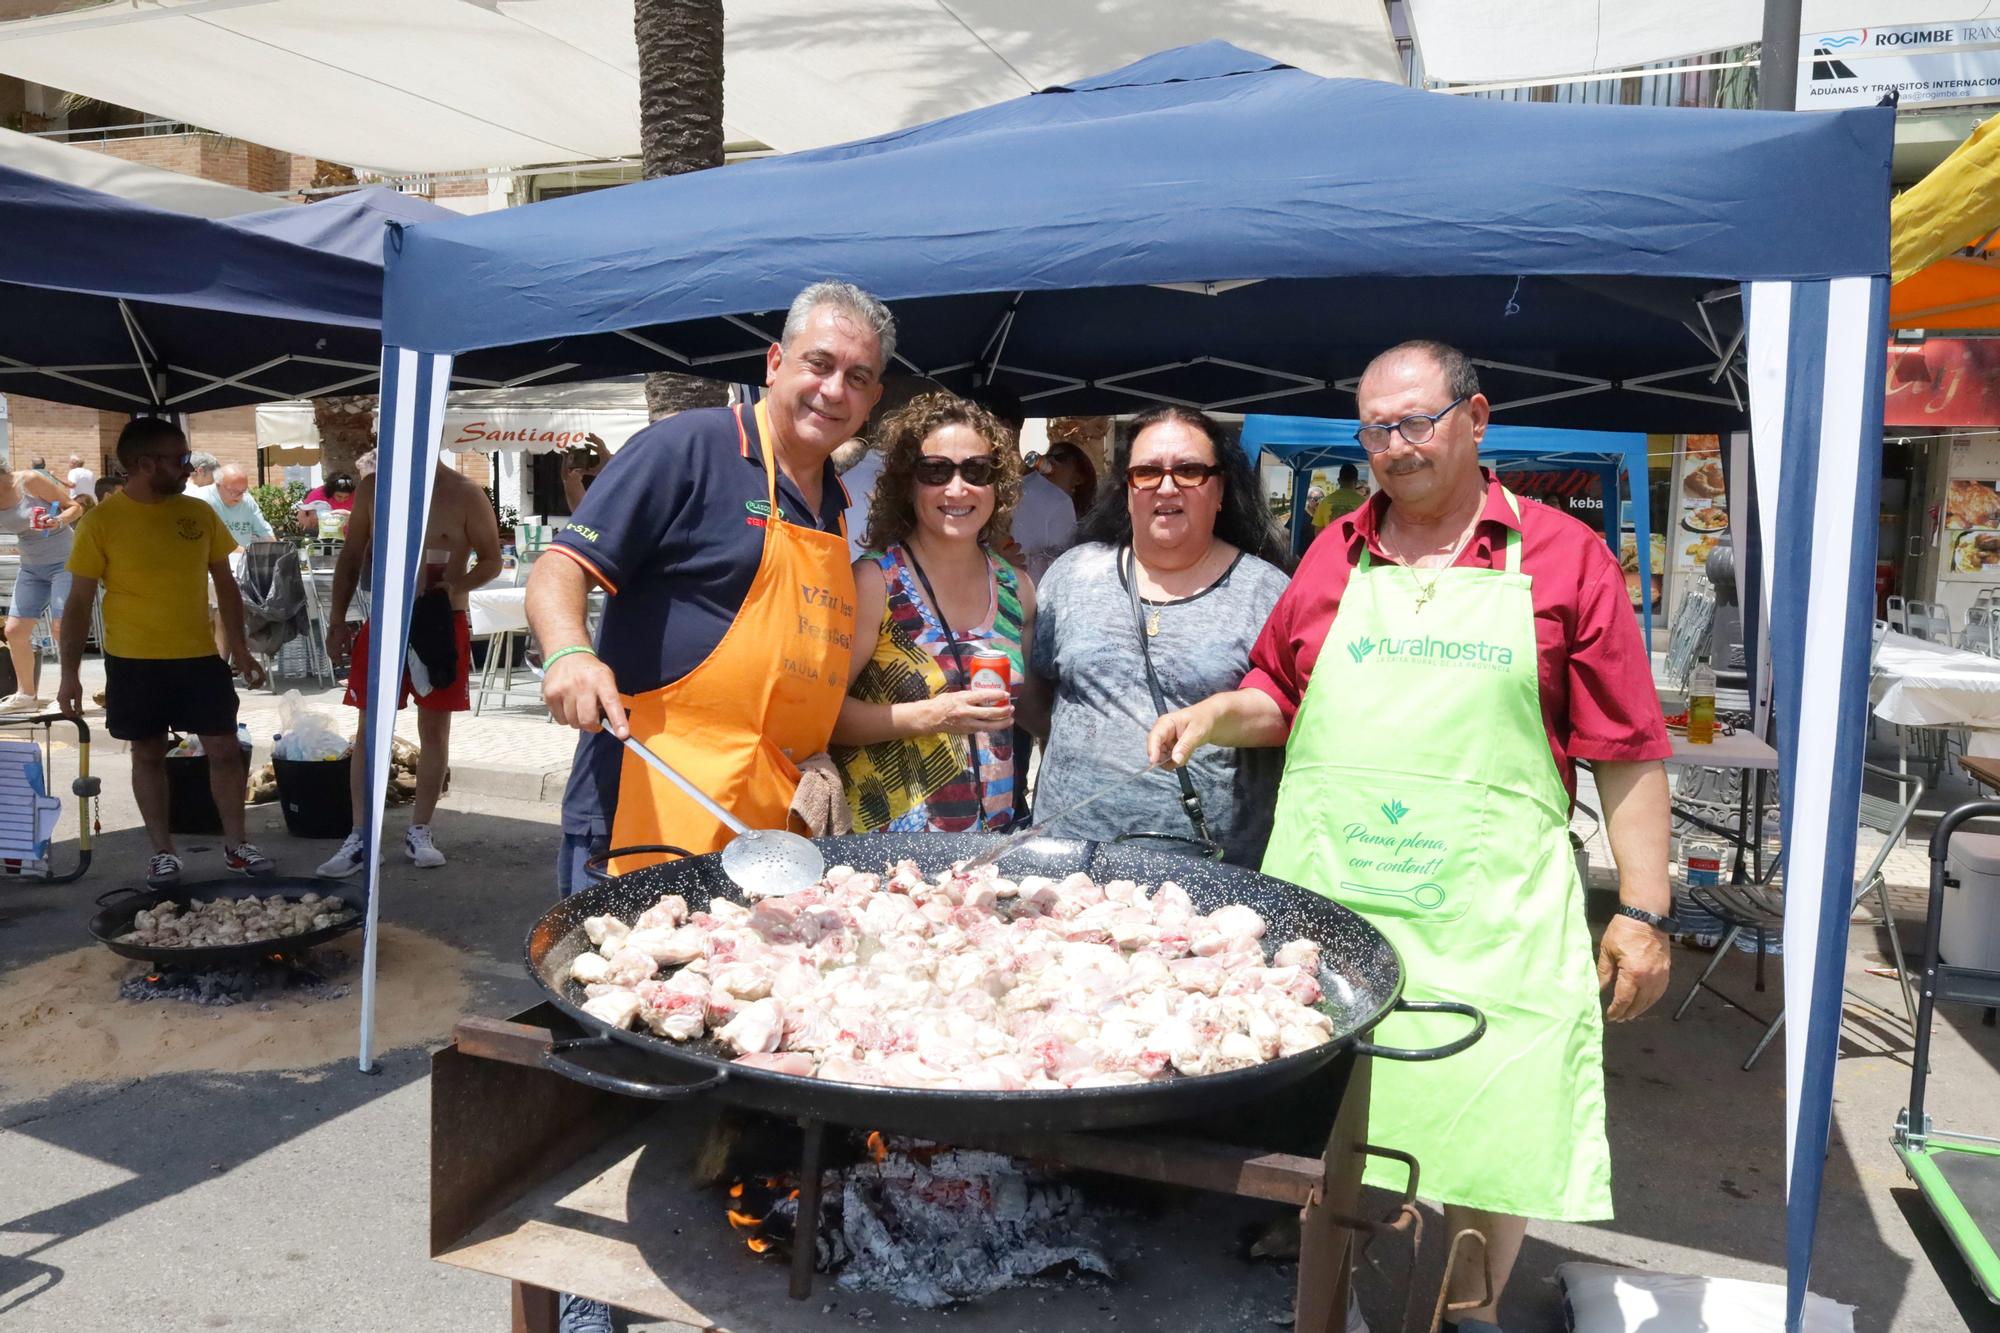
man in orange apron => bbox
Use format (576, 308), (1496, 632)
(527, 281), (892, 897)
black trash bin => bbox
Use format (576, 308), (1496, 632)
(165, 739), (252, 837)
(274, 754), (353, 839)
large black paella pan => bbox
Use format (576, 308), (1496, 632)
(525, 833), (1482, 1137)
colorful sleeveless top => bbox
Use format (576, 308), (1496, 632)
(833, 545), (1025, 832)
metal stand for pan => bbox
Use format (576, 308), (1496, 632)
(433, 1004), (1458, 1333)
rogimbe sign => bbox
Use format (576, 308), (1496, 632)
(1802, 19), (2000, 109)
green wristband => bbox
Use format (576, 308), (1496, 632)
(541, 645), (598, 671)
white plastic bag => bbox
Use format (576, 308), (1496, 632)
(274, 689), (352, 762)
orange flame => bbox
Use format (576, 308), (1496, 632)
(725, 1210), (761, 1230)
(728, 1182), (744, 1199)
(746, 1236), (772, 1254)
(865, 1131), (887, 1163)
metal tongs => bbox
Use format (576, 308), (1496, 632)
(957, 761), (1165, 874)
(618, 736), (825, 897)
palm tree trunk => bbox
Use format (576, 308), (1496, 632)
(634, 0), (729, 419)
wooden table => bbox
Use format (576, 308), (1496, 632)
(1961, 755), (2000, 791)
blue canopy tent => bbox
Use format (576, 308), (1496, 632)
(1241, 415), (1655, 642)
(0, 169), (608, 413)
(369, 44), (1892, 1329)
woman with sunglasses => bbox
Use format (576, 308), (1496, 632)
(1021, 405), (1291, 865)
(831, 392), (1031, 832)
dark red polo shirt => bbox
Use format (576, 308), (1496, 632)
(1242, 472), (1669, 797)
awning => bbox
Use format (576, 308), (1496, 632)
(1889, 113), (2000, 331)
(254, 380), (651, 453)
(0, 0), (1402, 172)
(0, 124), (285, 216)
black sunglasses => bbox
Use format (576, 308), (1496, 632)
(913, 455), (999, 487)
(1126, 462), (1222, 491)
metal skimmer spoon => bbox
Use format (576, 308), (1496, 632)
(618, 736), (825, 897)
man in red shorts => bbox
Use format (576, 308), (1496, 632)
(319, 459), (501, 875)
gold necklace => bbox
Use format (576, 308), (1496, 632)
(1136, 544), (1223, 635)
(1391, 522), (1476, 612)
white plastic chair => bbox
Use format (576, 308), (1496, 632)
(1906, 600), (1953, 644)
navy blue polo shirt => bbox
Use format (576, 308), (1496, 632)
(551, 404), (847, 837)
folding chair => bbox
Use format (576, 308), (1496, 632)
(1671, 761), (1923, 1070)
(1886, 595), (1908, 634)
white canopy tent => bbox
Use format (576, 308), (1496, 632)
(1403, 0), (1978, 84)
(0, 0), (1402, 171)
(0, 124), (285, 215)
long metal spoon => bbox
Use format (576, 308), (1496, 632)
(618, 736), (825, 897)
(957, 762), (1165, 874)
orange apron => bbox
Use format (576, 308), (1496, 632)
(608, 401), (856, 872)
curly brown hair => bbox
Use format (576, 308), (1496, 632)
(859, 391), (1022, 553)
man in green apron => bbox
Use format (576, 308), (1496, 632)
(1149, 341), (1671, 1332)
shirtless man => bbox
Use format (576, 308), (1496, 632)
(317, 462), (502, 875)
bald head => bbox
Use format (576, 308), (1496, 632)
(1355, 340), (1489, 516)
(216, 463), (252, 505)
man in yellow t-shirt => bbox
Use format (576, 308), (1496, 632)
(57, 419), (276, 887)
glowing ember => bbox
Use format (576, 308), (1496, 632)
(865, 1131), (887, 1163)
(746, 1236), (772, 1254)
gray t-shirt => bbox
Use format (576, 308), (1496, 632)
(1030, 541), (1289, 866)
(0, 493), (71, 566)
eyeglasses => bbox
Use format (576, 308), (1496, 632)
(140, 451), (193, 467)
(1354, 396), (1468, 454)
(913, 455), (999, 488)
(1126, 462), (1222, 491)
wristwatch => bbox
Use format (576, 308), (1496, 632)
(1616, 903), (1677, 932)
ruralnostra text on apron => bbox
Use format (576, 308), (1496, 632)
(1260, 491), (1612, 1221)
(608, 401), (857, 873)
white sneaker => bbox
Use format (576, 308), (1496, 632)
(0, 692), (41, 713)
(316, 831), (367, 879)
(406, 824), (446, 869)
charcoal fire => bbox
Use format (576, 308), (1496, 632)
(120, 949), (353, 1006)
(719, 1131), (1113, 1309)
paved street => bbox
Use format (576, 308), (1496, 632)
(0, 690), (1997, 1331)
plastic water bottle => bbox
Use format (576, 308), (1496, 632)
(1687, 657), (1717, 745)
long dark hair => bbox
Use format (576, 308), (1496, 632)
(1072, 406), (1292, 571)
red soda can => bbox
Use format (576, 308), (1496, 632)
(967, 650), (1010, 694)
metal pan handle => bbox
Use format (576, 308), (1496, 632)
(542, 1034), (730, 1100)
(94, 886), (149, 908)
(582, 844), (694, 886)
(1352, 999), (1486, 1062)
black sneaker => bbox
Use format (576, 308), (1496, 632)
(145, 851), (183, 888)
(224, 842), (276, 876)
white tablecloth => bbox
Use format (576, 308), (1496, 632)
(1872, 629), (2000, 729)
(467, 586), (528, 637)
(1665, 730), (1780, 772)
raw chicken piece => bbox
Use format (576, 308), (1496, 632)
(627, 924), (707, 966)
(602, 946), (659, 987)
(718, 998), (786, 1055)
(582, 988), (642, 1030)
(582, 914), (630, 952)
(634, 894), (689, 931)
(567, 951), (613, 986)
(1205, 904), (1267, 943)
(636, 964), (716, 1040)
(1272, 939), (1321, 972)
(735, 1051), (816, 1076)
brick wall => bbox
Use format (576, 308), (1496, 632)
(80, 133), (294, 197)
(8, 398), (261, 482)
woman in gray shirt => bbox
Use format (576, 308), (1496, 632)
(1024, 406), (1291, 865)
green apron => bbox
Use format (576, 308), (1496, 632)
(1260, 493), (1612, 1222)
